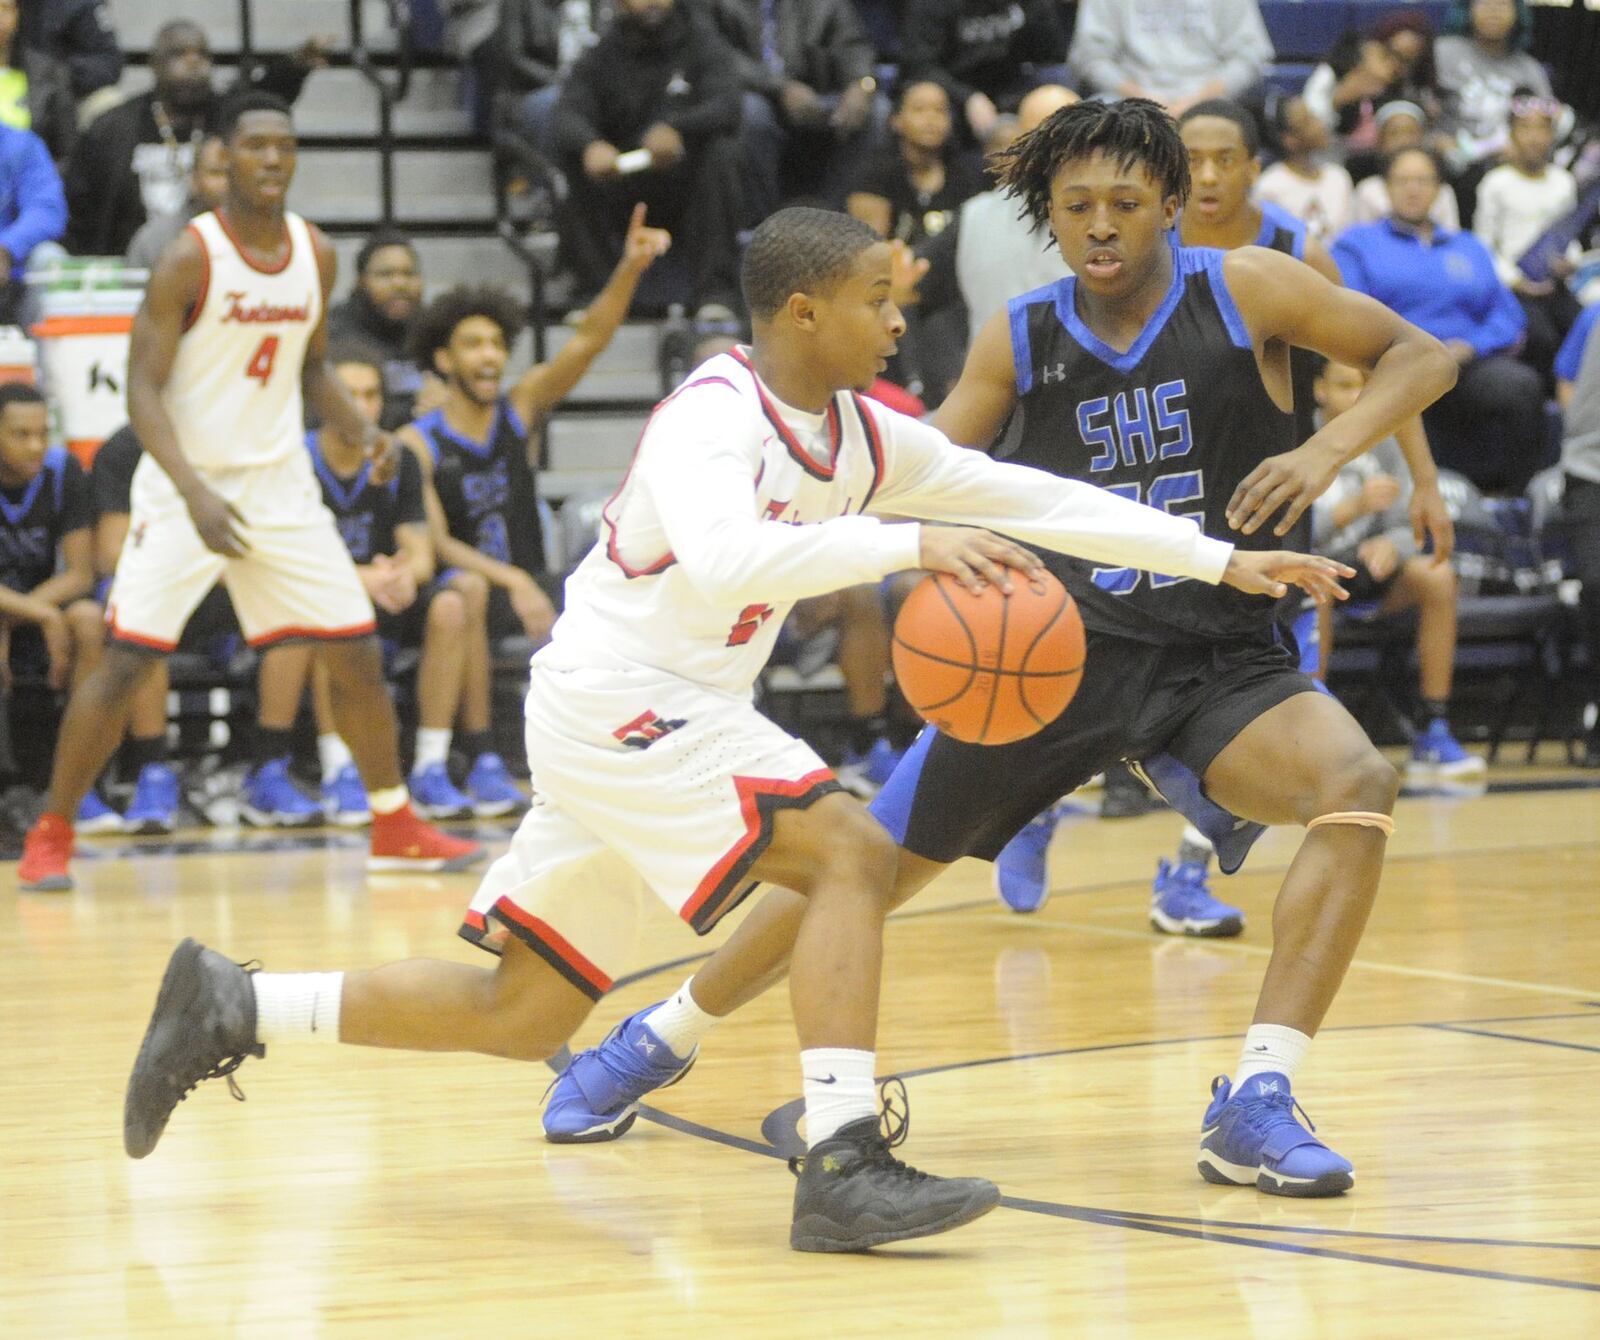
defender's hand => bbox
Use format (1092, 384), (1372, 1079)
(919, 525), (1046, 596)
(1221, 550), (1354, 605)
(1227, 443), (1342, 537)
(185, 483), (249, 557)
(1409, 479), (1455, 564)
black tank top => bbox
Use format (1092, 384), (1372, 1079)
(414, 397), (546, 576)
(1001, 238), (1294, 644)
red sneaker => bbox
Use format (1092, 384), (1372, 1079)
(19, 813), (76, 891)
(368, 802), (484, 873)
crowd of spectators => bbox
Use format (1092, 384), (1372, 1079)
(4, 0), (1600, 819)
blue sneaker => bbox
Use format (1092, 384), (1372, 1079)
(544, 1006), (699, 1143)
(1197, 1072), (1353, 1197)
(124, 762), (180, 835)
(860, 737), (904, 787)
(1405, 718), (1486, 788)
(320, 763), (370, 828)
(465, 752), (524, 818)
(409, 761), (473, 820)
(240, 758), (321, 828)
(76, 789), (124, 834)
(994, 805), (1059, 913)
(1150, 858), (1245, 937)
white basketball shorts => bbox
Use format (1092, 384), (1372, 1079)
(107, 453), (376, 650)
(459, 661), (843, 999)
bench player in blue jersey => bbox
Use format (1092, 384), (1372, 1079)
(548, 99), (1460, 1199)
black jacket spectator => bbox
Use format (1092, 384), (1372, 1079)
(901, 0), (1066, 114)
(63, 25), (314, 256)
(498, 0), (612, 94)
(16, 0), (119, 99)
(0, 0), (77, 163)
(699, 0), (875, 101)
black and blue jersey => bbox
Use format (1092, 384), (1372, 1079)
(0, 446), (92, 595)
(306, 429), (426, 564)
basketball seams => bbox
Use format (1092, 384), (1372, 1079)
(1018, 584), (1074, 726)
(891, 634), (1084, 677)
(976, 585), (1008, 743)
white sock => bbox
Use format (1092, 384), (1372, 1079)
(643, 978), (719, 1060)
(801, 1048), (877, 1147)
(413, 728), (452, 773)
(317, 732), (354, 783)
(368, 785), (408, 816)
(252, 972), (345, 1044)
(1234, 1024), (1311, 1088)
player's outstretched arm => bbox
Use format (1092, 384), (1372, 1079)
(128, 233), (250, 556)
(1221, 246), (1457, 538)
(1220, 550), (1354, 605)
(510, 204), (670, 422)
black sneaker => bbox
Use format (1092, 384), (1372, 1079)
(124, 938), (264, 1158)
(788, 1079), (1000, 1252)
(1101, 762), (1162, 819)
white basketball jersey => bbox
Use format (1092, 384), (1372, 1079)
(162, 209), (322, 475)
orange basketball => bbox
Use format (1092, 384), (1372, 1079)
(891, 571), (1085, 745)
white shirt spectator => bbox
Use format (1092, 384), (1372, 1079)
(1255, 161), (1355, 242)
(1351, 174), (1461, 231)
(1473, 161), (1579, 288)
(1069, 0), (1272, 104)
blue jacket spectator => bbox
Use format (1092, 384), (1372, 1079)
(1332, 146), (1544, 492)
(0, 121), (65, 283)
(1556, 304), (1599, 404)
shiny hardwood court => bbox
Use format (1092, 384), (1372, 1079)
(4, 770), (1599, 1338)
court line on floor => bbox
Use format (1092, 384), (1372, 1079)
(1422, 1023), (1600, 1055)
(1005, 914), (1600, 1001)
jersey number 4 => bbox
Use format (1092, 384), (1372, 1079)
(1092, 469), (1206, 595)
(245, 335), (280, 385)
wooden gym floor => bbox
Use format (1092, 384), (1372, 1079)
(4, 763), (1599, 1338)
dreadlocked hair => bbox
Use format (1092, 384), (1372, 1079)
(989, 98), (1190, 233)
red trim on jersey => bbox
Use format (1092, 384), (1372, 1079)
(599, 374), (740, 579)
(851, 393), (886, 513)
(107, 607), (179, 653)
(728, 348), (842, 481)
(214, 207), (294, 276)
(182, 222), (211, 333)
(247, 619), (377, 649)
(486, 898), (613, 998)
(680, 767), (844, 933)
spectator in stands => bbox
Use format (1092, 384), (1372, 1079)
(846, 80), (983, 403)
(86, 422), (226, 834)
(1556, 303), (1599, 409)
(502, 0), (612, 156)
(0, 0), (75, 162)
(15, 0), (119, 106)
(0, 121), (65, 324)
(327, 231), (441, 429)
(122, 132), (226, 272)
(1374, 9), (1443, 124)
(1558, 308), (1600, 766)
(0, 384), (101, 804)
(260, 349), (520, 824)
(554, 0), (742, 323)
(1068, 0), (1271, 119)
(704, 0), (880, 224)
(1350, 101), (1463, 229)
(901, 0), (1069, 142)
(1474, 91), (1582, 381)
(1301, 30), (1401, 154)
(1436, 0), (1551, 179)
(1255, 95), (1355, 242)
(1333, 147), (1544, 493)
(1309, 359), (1484, 785)
(63, 20), (324, 256)
(402, 207), (667, 697)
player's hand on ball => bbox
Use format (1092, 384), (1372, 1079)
(1227, 443), (1342, 537)
(1222, 550), (1354, 604)
(184, 483), (249, 556)
(919, 525), (1046, 596)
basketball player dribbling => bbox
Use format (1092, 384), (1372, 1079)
(16, 93), (481, 891)
(548, 101), (1460, 1200)
(119, 205), (1346, 1253)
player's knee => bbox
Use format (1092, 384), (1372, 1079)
(101, 643), (160, 695)
(65, 600), (105, 647)
(1417, 560), (1457, 601)
(451, 569), (490, 617)
(1315, 745), (1399, 819)
(428, 589), (466, 635)
(322, 634), (384, 683)
(818, 805), (899, 895)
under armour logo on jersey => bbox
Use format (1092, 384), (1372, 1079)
(613, 709), (688, 750)
(1040, 363), (1069, 384)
